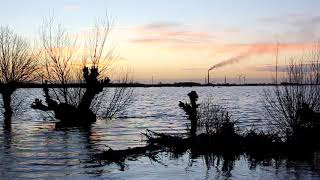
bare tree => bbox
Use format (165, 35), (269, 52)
(39, 16), (79, 106)
(264, 45), (320, 140)
(32, 15), (133, 127)
(0, 27), (38, 124)
(98, 73), (134, 119)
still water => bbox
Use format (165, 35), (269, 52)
(0, 86), (320, 179)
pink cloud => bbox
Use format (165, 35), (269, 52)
(130, 22), (215, 45)
(209, 43), (315, 70)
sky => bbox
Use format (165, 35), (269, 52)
(1, 0), (320, 83)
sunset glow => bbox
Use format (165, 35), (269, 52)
(1, 0), (320, 83)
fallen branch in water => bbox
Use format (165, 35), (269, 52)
(93, 139), (164, 170)
(94, 143), (161, 161)
(93, 90), (320, 170)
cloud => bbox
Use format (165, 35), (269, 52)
(250, 63), (316, 73)
(63, 4), (81, 11)
(181, 67), (208, 71)
(130, 21), (215, 45)
(142, 22), (182, 30)
(223, 27), (241, 33)
(248, 65), (288, 72)
(209, 43), (315, 70)
(258, 14), (320, 43)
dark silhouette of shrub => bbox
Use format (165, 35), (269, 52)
(264, 52), (320, 145)
(95, 91), (320, 170)
(198, 101), (237, 135)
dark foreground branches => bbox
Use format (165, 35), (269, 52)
(94, 91), (320, 169)
(0, 27), (38, 124)
(30, 15), (133, 129)
(93, 142), (162, 170)
(31, 66), (109, 127)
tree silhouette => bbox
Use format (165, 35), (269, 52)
(179, 91), (199, 136)
(0, 27), (38, 125)
(31, 15), (132, 127)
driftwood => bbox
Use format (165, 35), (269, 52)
(93, 142), (162, 170)
(93, 130), (178, 164)
(94, 143), (161, 162)
(93, 128), (319, 170)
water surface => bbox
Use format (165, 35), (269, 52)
(0, 86), (320, 179)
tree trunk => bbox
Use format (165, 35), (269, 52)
(78, 87), (98, 111)
(78, 67), (105, 111)
(2, 92), (13, 125)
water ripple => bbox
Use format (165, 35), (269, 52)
(0, 87), (319, 179)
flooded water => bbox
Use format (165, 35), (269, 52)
(1, 86), (320, 179)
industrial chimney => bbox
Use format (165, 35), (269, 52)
(207, 69), (210, 85)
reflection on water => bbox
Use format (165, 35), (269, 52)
(0, 87), (320, 179)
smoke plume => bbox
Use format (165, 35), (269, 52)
(208, 43), (311, 71)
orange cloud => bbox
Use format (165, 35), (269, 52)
(126, 21), (313, 57)
(73, 21), (319, 83)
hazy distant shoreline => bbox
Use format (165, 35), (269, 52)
(5, 82), (318, 88)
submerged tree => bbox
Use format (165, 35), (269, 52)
(0, 27), (38, 124)
(31, 16), (133, 127)
(264, 46), (320, 143)
(179, 91), (199, 136)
